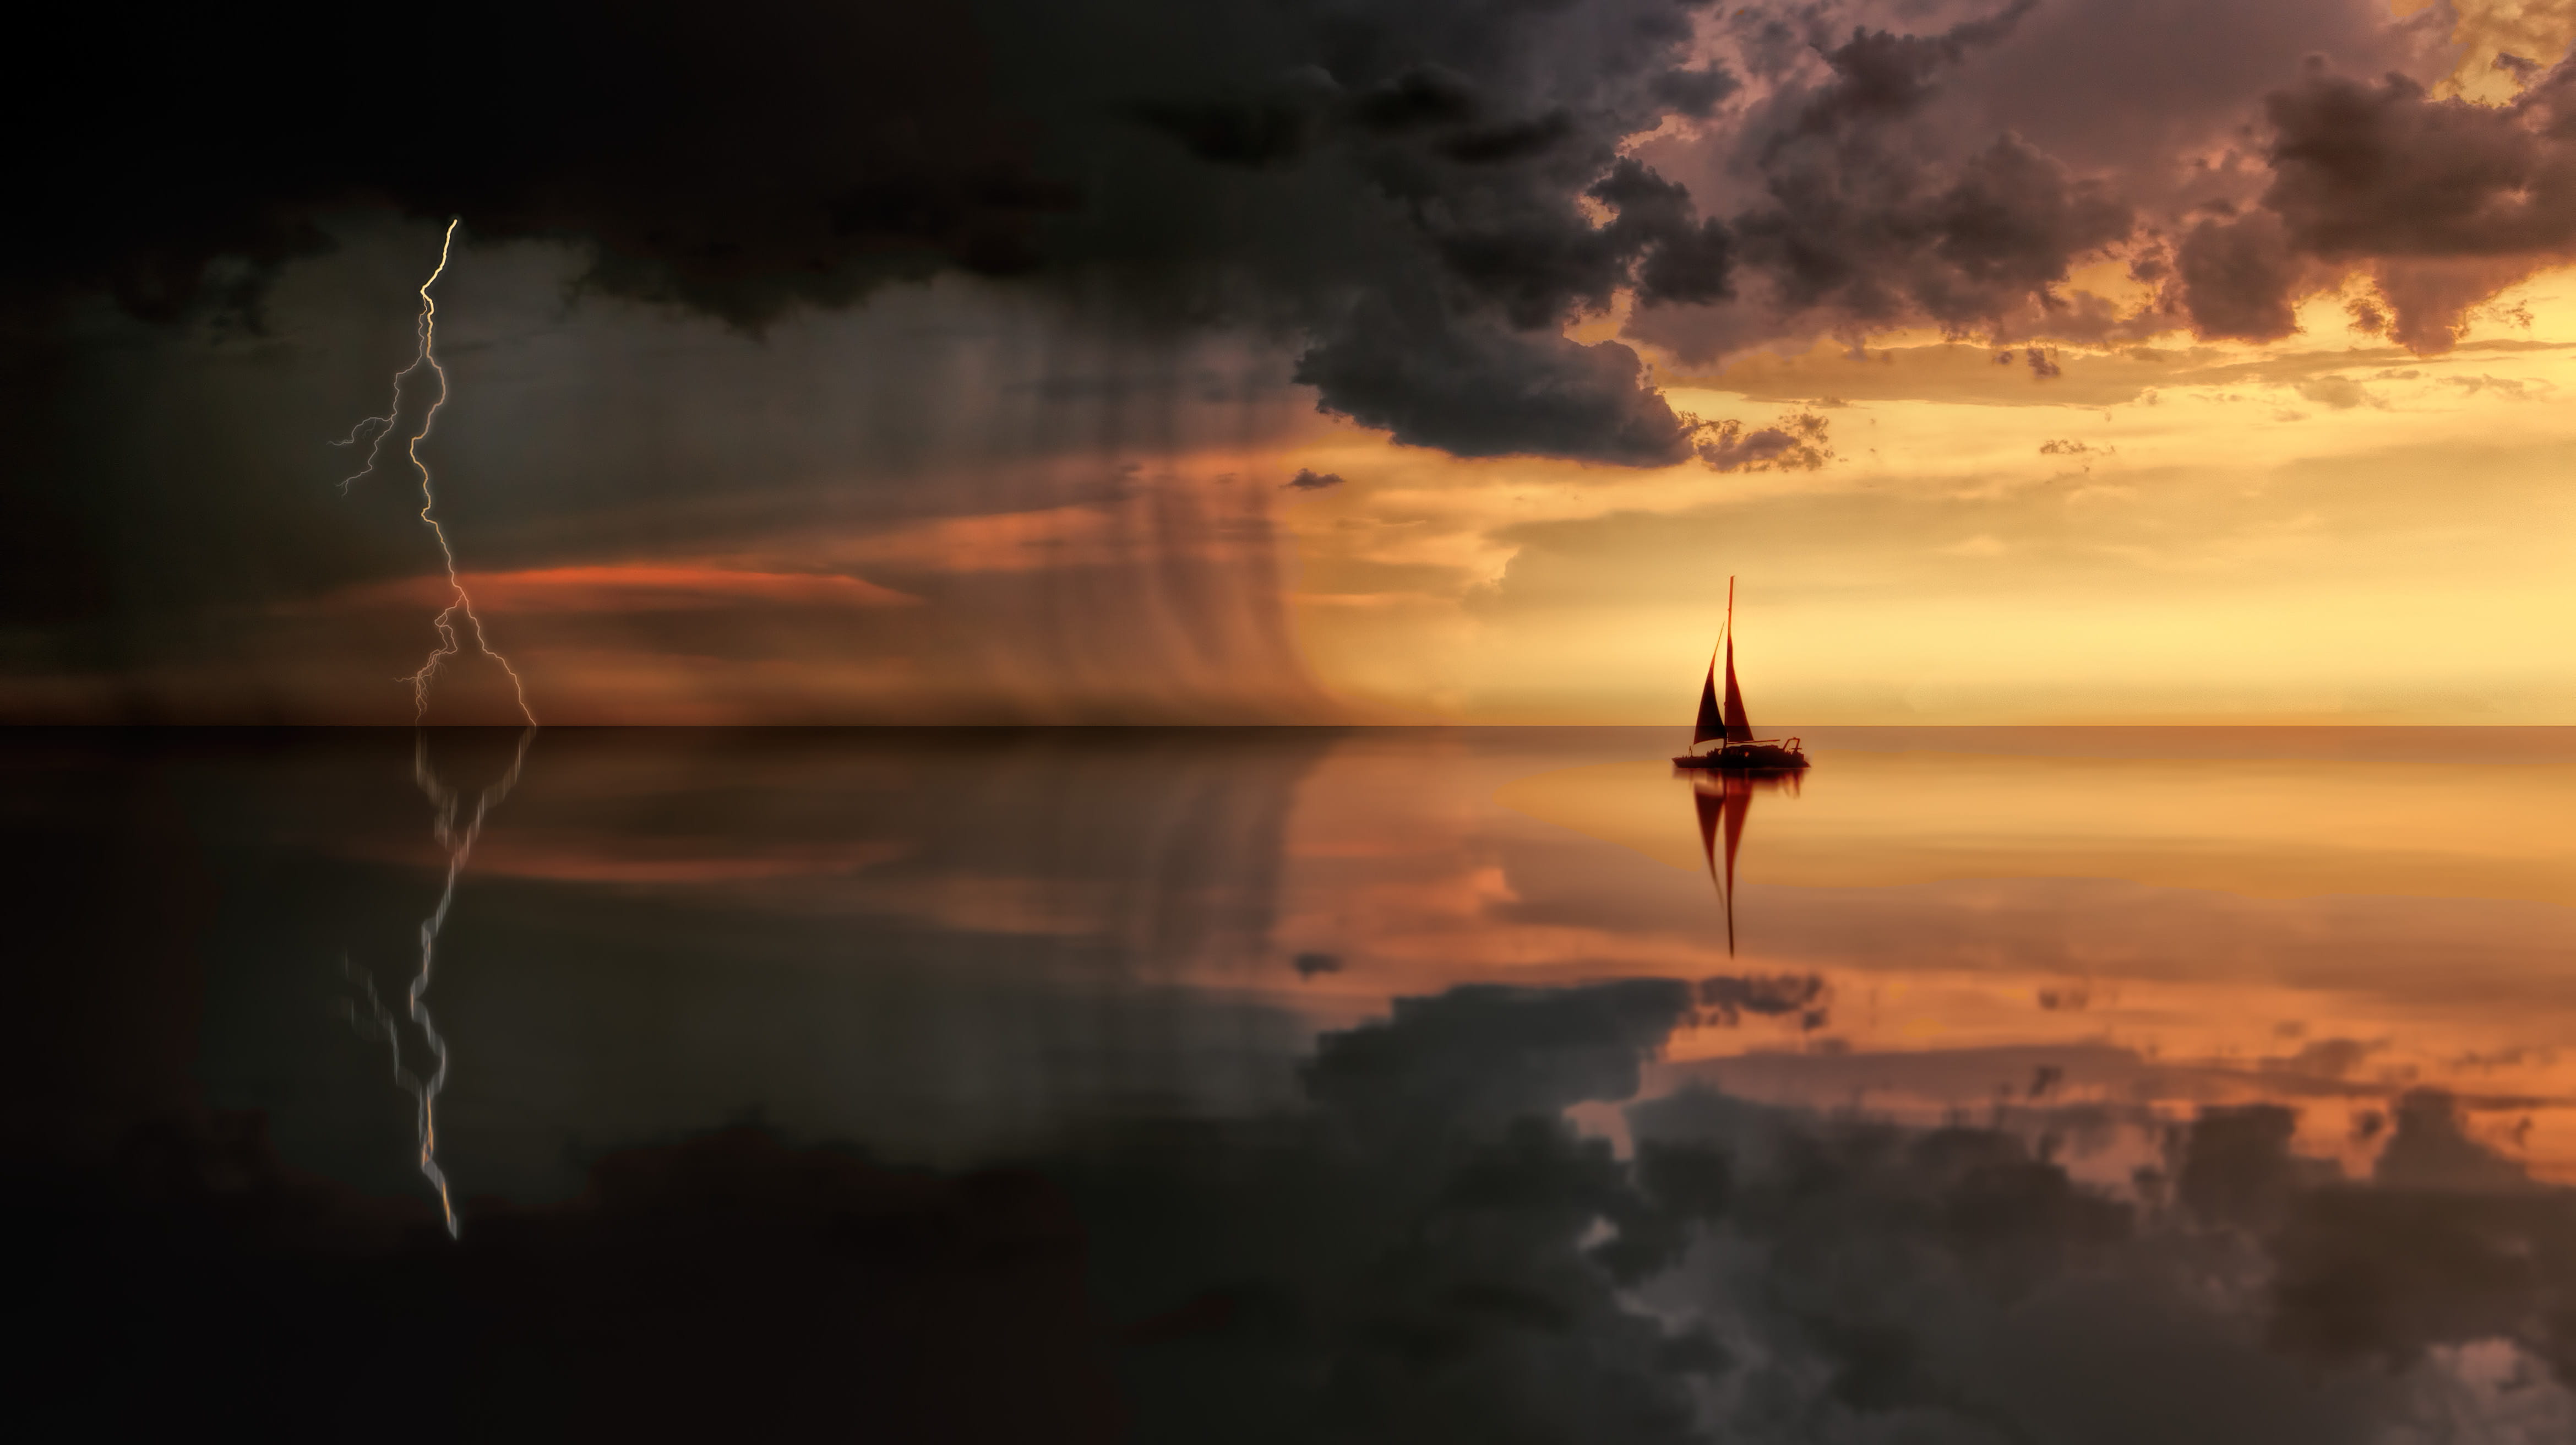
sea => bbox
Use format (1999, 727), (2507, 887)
(12, 725), (2575, 1440)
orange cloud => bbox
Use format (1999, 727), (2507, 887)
(326, 564), (923, 614)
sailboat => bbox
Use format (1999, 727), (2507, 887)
(1673, 577), (1808, 772)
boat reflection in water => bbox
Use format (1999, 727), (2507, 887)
(1684, 764), (1801, 955)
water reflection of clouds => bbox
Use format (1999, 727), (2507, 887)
(15, 726), (2576, 1436)
(1471, 737), (2576, 1181)
(274, 727), (2576, 1186)
(35, 967), (2576, 1441)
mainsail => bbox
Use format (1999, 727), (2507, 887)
(1692, 772), (1755, 955)
(1694, 578), (1757, 751)
(1720, 635), (1753, 744)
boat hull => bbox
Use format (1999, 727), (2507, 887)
(1673, 744), (1808, 772)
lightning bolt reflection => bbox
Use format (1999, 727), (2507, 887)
(341, 728), (535, 1236)
(334, 218), (537, 726)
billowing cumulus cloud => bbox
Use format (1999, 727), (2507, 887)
(8, 0), (1763, 469)
(1295, 302), (1706, 465)
(2191, 57), (2576, 350)
(1633, 0), (2576, 363)
(1695, 9), (2135, 349)
(33, 0), (2560, 461)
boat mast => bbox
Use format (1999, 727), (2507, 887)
(1690, 578), (1740, 759)
(1722, 576), (1734, 753)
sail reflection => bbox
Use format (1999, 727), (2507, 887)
(1682, 764), (1801, 955)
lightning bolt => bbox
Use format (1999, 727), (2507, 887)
(331, 219), (541, 1236)
(335, 218), (537, 725)
(340, 727), (535, 1237)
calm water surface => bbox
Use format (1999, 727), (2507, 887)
(12, 726), (2576, 1440)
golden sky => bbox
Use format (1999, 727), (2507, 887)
(1281, 268), (2576, 723)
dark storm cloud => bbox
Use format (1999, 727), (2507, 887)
(1630, 2), (2140, 358)
(1696, 411), (1832, 471)
(1077, 4), (1763, 466)
(1926, 0), (2427, 191)
(1293, 300), (1707, 464)
(10, 0), (1762, 469)
(13, 0), (2575, 491)
(4, 2), (1072, 326)
(2170, 57), (2576, 350)
(2262, 66), (2576, 260)
(1780, 1), (2044, 133)
(1652, 63), (1742, 120)
(1631, 0), (2576, 362)
(1590, 158), (1740, 309)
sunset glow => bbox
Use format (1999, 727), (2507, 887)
(15, 1), (2576, 1436)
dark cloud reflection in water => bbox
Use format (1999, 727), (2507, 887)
(8, 727), (2576, 1441)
